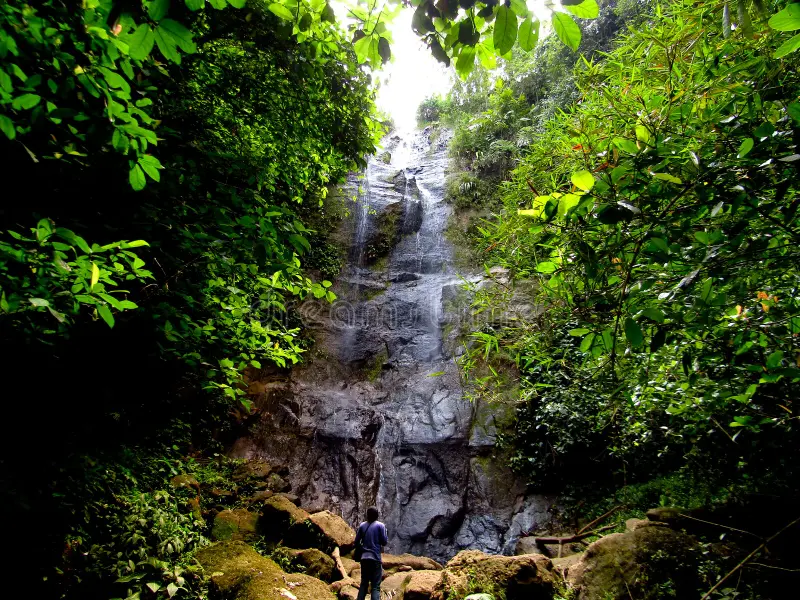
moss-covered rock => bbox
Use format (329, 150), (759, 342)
(286, 511), (355, 553)
(565, 524), (701, 600)
(261, 495), (310, 540)
(212, 509), (260, 542)
(197, 541), (335, 600)
(289, 548), (339, 582)
(364, 201), (402, 264)
(432, 550), (555, 600)
(403, 570), (443, 600)
(232, 459), (273, 481)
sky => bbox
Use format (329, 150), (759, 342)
(373, 10), (453, 131)
(332, 3), (454, 131)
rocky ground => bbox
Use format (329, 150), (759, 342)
(181, 458), (708, 600)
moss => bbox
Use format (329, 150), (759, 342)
(364, 202), (402, 264)
(363, 348), (388, 382)
(362, 284), (388, 301)
(198, 541), (335, 600)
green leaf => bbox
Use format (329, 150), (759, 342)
(154, 27), (180, 62)
(788, 102), (800, 123)
(557, 193), (581, 217)
(125, 24), (156, 61)
(91, 262), (100, 289)
(476, 42), (497, 70)
(766, 350), (784, 369)
(737, 137), (754, 158)
(536, 261), (558, 273)
(571, 170), (594, 192)
(97, 303), (115, 328)
(564, 0), (599, 19)
(613, 137), (639, 154)
(768, 4), (800, 32)
(651, 172), (682, 184)
(159, 19), (196, 53)
(635, 124), (651, 145)
(552, 13), (581, 51)
(509, 0), (529, 17)
(122, 240), (150, 248)
(129, 164), (146, 191)
(139, 155), (163, 182)
(639, 307), (665, 322)
(11, 94), (41, 110)
(185, 0), (205, 9)
(148, 0), (170, 21)
(269, 3), (295, 21)
(228, 0), (247, 7)
(112, 129), (130, 153)
(569, 328), (590, 336)
(580, 332), (595, 352)
(774, 32), (800, 58)
(624, 317), (644, 348)
(29, 297), (50, 307)
(0, 114), (15, 140)
(99, 67), (130, 92)
(518, 17), (540, 52)
(456, 46), (476, 78)
(493, 6), (518, 55)
(0, 68), (12, 92)
(353, 36), (374, 63)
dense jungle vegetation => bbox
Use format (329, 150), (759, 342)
(0, 0), (607, 598)
(3, 0), (800, 598)
(431, 0), (800, 545)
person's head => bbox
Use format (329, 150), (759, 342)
(366, 506), (379, 522)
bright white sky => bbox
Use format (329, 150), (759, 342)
(331, 2), (556, 130)
(373, 10), (453, 131)
(332, 2), (453, 131)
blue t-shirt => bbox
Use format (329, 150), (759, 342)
(355, 520), (388, 562)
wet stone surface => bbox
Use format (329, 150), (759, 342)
(231, 128), (555, 562)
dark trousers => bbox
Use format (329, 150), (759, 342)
(356, 559), (382, 600)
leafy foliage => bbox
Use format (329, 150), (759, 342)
(459, 0), (800, 496)
(1, 1), (380, 414)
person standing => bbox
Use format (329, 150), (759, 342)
(354, 506), (388, 600)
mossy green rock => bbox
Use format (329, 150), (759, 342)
(432, 550), (555, 600)
(212, 509), (260, 542)
(565, 524), (700, 600)
(197, 541), (335, 600)
(290, 548), (338, 582)
(232, 459), (273, 481)
(261, 495), (310, 539)
(286, 511), (355, 553)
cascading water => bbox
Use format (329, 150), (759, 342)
(233, 128), (555, 562)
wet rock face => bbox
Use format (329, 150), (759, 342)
(232, 129), (555, 562)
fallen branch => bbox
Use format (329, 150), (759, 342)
(535, 524), (616, 546)
(331, 547), (349, 580)
(699, 515), (800, 600)
(577, 505), (624, 535)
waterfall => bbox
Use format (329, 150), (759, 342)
(235, 128), (556, 562)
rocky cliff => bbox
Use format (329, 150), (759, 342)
(230, 129), (554, 562)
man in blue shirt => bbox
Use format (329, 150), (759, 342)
(354, 506), (389, 600)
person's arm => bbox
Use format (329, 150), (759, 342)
(380, 524), (388, 546)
